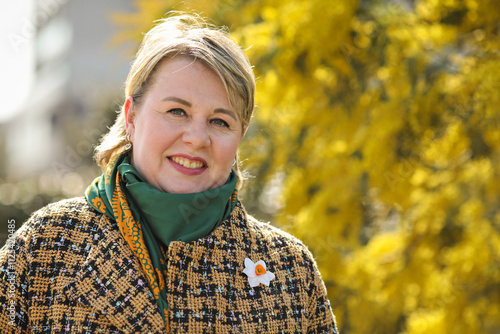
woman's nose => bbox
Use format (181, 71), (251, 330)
(182, 120), (210, 148)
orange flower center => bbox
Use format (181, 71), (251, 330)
(255, 264), (267, 276)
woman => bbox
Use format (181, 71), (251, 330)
(0, 13), (338, 333)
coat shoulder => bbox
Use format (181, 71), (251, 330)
(11, 197), (102, 249)
(23, 197), (99, 231)
(242, 212), (323, 276)
(30, 196), (97, 221)
(245, 213), (312, 254)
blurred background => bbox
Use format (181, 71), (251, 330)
(1, 0), (499, 333)
(0, 0), (135, 240)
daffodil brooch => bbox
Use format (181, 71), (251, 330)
(243, 258), (275, 287)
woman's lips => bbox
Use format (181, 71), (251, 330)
(168, 154), (207, 176)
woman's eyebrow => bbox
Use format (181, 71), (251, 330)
(163, 96), (237, 121)
(215, 108), (237, 121)
(162, 96), (192, 106)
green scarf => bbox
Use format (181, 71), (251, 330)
(85, 152), (238, 330)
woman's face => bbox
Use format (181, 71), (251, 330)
(125, 56), (244, 194)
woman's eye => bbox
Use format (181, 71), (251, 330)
(211, 118), (229, 127)
(167, 108), (186, 116)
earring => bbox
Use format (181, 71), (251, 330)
(232, 158), (237, 166)
(125, 133), (132, 151)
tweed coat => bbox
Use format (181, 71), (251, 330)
(0, 197), (338, 333)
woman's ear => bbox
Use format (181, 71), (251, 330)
(124, 96), (136, 136)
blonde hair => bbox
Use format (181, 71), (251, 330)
(94, 12), (255, 188)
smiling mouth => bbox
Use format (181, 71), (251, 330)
(169, 156), (206, 169)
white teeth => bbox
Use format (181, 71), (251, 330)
(171, 156), (205, 169)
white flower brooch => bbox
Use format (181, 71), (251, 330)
(243, 258), (276, 287)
